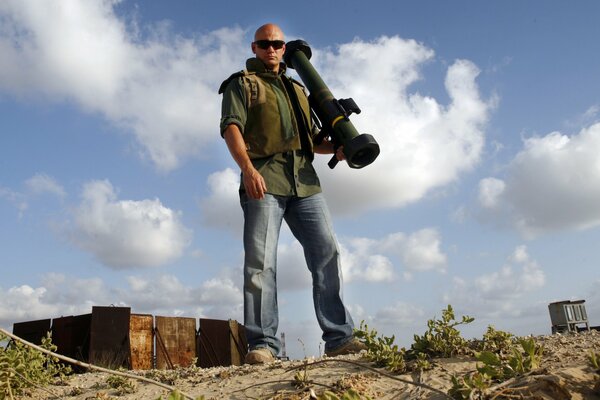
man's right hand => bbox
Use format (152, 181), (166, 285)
(242, 167), (267, 200)
(223, 124), (267, 200)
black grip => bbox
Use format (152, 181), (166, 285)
(328, 155), (339, 169)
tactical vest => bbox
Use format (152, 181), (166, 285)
(219, 59), (314, 159)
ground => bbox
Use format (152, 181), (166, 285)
(16, 330), (600, 399)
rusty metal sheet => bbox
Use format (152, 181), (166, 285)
(198, 318), (247, 368)
(12, 318), (51, 345)
(155, 316), (196, 369)
(129, 314), (153, 370)
(52, 313), (92, 372)
(89, 306), (131, 368)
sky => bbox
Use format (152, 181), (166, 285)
(2, 1), (600, 360)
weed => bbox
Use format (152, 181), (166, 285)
(410, 305), (474, 358)
(0, 331), (71, 399)
(106, 373), (137, 395)
(318, 388), (372, 399)
(354, 322), (406, 373)
(449, 372), (491, 400)
(589, 351), (600, 372)
(478, 325), (515, 357)
(155, 390), (205, 400)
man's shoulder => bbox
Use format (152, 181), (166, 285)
(218, 70), (258, 94)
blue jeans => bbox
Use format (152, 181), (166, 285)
(241, 192), (355, 355)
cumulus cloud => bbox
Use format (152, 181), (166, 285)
(117, 274), (242, 319)
(0, 1), (247, 171)
(70, 180), (192, 269)
(225, 227), (447, 291)
(309, 37), (493, 214)
(374, 301), (425, 327)
(1, 1), (491, 212)
(0, 273), (243, 328)
(0, 274), (110, 327)
(198, 168), (243, 233)
(444, 245), (545, 318)
(477, 123), (600, 237)
(342, 228), (447, 282)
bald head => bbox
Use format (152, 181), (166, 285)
(254, 23), (284, 42)
(252, 23), (286, 72)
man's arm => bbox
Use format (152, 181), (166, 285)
(223, 124), (267, 200)
(314, 138), (346, 161)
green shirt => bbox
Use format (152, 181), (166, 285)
(220, 61), (322, 198)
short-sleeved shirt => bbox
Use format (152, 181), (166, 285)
(220, 62), (322, 198)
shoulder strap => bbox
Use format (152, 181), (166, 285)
(218, 70), (247, 94)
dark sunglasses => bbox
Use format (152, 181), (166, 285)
(254, 40), (285, 50)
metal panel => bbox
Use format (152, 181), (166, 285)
(52, 314), (92, 371)
(155, 316), (196, 369)
(198, 318), (247, 368)
(12, 319), (51, 345)
(89, 306), (131, 368)
(129, 314), (154, 370)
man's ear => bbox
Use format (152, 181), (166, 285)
(251, 42), (257, 54)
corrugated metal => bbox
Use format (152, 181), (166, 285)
(155, 316), (196, 369)
(12, 319), (51, 345)
(89, 306), (131, 368)
(129, 314), (153, 370)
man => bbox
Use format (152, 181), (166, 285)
(219, 23), (365, 364)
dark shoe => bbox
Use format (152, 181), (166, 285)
(325, 338), (367, 357)
(245, 348), (276, 364)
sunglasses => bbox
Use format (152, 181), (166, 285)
(254, 40), (285, 50)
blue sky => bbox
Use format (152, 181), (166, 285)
(2, 1), (600, 359)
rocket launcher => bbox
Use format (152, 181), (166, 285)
(284, 40), (380, 169)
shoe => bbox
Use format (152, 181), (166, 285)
(245, 348), (276, 364)
(325, 338), (367, 357)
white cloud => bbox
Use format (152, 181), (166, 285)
(25, 173), (66, 198)
(310, 37), (493, 214)
(198, 168), (242, 233)
(1, 2), (491, 210)
(374, 302), (425, 327)
(0, 1), (247, 171)
(444, 245), (545, 318)
(478, 123), (600, 237)
(70, 180), (192, 269)
(0, 186), (28, 215)
(0, 273), (244, 328)
(0, 285), (56, 325)
(478, 177), (505, 209)
(118, 274), (243, 320)
(0, 274), (109, 327)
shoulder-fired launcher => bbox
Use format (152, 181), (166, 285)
(284, 40), (380, 169)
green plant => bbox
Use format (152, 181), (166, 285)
(292, 362), (311, 389)
(588, 351), (600, 372)
(448, 372), (491, 400)
(318, 388), (372, 400)
(156, 390), (205, 400)
(413, 351), (432, 372)
(0, 331), (71, 399)
(478, 325), (515, 356)
(354, 322), (406, 373)
(410, 305), (474, 358)
(474, 337), (544, 381)
(106, 373), (137, 395)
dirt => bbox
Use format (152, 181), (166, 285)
(17, 330), (600, 399)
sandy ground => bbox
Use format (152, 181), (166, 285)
(16, 330), (600, 399)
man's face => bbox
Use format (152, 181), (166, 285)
(252, 27), (285, 71)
